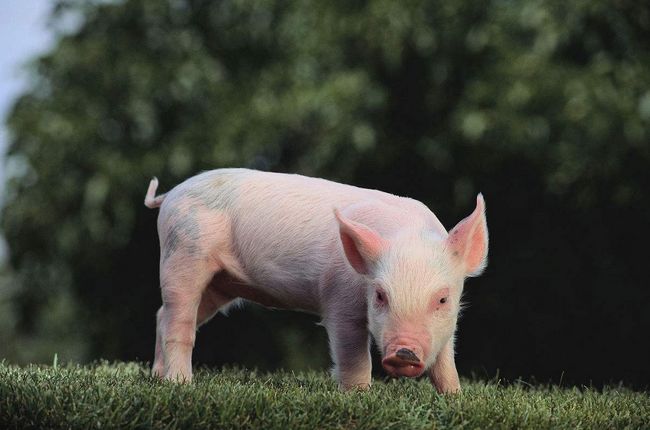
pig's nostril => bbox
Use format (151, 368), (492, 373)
(395, 348), (420, 363)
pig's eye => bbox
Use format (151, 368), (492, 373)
(431, 287), (451, 312)
(375, 290), (387, 306)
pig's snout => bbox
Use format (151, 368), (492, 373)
(382, 347), (425, 378)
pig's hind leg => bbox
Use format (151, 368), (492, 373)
(153, 272), (234, 380)
(153, 203), (243, 381)
(156, 252), (225, 382)
(152, 306), (166, 377)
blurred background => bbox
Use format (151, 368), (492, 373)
(1, 0), (649, 388)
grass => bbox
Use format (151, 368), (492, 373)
(0, 361), (648, 429)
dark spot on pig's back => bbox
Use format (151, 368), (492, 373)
(186, 174), (238, 210)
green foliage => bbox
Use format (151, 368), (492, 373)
(0, 362), (647, 430)
(1, 0), (649, 385)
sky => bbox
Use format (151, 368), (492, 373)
(0, 1), (54, 201)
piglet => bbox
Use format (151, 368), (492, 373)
(144, 168), (488, 392)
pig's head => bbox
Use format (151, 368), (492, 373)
(334, 195), (488, 378)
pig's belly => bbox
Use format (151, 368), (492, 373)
(228, 211), (341, 314)
(210, 270), (321, 314)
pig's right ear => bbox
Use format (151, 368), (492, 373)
(334, 209), (387, 275)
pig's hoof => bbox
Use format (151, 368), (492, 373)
(437, 385), (462, 395)
(151, 366), (164, 379)
(163, 372), (193, 384)
(339, 382), (371, 392)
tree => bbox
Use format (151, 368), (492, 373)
(2, 0), (649, 386)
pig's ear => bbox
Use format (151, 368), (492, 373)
(334, 209), (387, 275)
(447, 194), (489, 277)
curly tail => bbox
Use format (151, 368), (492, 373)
(144, 177), (167, 209)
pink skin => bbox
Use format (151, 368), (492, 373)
(380, 288), (450, 378)
(144, 168), (489, 392)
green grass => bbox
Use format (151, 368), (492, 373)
(0, 361), (647, 429)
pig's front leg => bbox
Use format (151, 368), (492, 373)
(428, 338), (461, 394)
(325, 315), (372, 391)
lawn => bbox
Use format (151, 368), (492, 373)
(0, 361), (647, 429)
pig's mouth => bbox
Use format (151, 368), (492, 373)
(382, 348), (426, 378)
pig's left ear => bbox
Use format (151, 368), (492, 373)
(447, 194), (489, 277)
(334, 209), (387, 275)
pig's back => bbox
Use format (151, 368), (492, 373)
(231, 168), (443, 240)
(236, 169), (438, 270)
